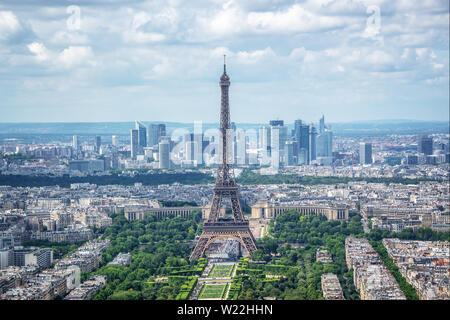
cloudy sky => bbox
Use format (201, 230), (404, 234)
(0, 0), (448, 123)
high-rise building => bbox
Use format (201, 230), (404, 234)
(185, 140), (195, 162)
(259, 126), (271, 154)
(184, 133), (203, 165)
(148, 124), (159, 147)
(112, 135), (119, 147)
(317, 115), (333, 159)
(193, 133), (203, 165)
(235, 128), (247, 165)
(269, 120), (287, 166)
(317, 130), (333, 158)
(294, 120), (310, 165)
(360, 142), (373, 164)
(130, 129), (139, 160)
(319, 115), (325, 134)
(148, 123), (166, 147)
(316, 128), (333, 166)
(158, 140), (170, 169)
(135, 121), (147, 153)
(309, 125), (317, 163)
(418, 134), (433, 155)
(285, 141), (298, 166)
(270, 126), (280, 169)
(111, 153), (119, 169)
(72, 135), (79, 151)
(94, 136), (101, 153)
(159, 124), (166, 138)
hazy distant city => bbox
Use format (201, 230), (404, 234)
(0, 0), (449, 304)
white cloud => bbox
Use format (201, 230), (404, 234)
(57, 46), (95, 68)
(0, 11), (21, 40)
(50, 30), (89, 45)
(342, 50), (360, 63)
(132, 11), (151, 30)
(122, 11), (167, 43)
(27, 42), (51, 61)
(415, 48), (432, 60)
(123, 31), (166, 43)
(336, 65), (345, 72)
(247, 4), (348, 34)
(28, 43), (95, 69)
(289, 47), (307, 60)
(325, 48), (340, 57)
(365, 50), (393, 65)
(236, 47), (276, 64)
(195, 2), (356, 39)
(200, 3), (244, 37)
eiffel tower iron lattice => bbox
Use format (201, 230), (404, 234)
(189, 58), (257, 261)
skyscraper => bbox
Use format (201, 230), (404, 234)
(111, 153), (119, 169)
(319, 115), (325, 134)
(259, 126), (271, 152)
(185, 140), (195, 162)
(285, 141), (298, 166)
(130, 129), (138, 160)
(112, 135), (119, 147)
(270, 126), (280, 169)
(294, 120), (310, 165)
(269, 120), (287, 166)
(316, 116), (333, 159)
(235, 128), (247, 165)
(184, 133), (203, 166)
(258, 126), (271, 165)
(148, 123), (166, 147)
(360, 142), (373, 164)
(418, 134), (433, 155)
(159, 124), (166, 138)
(193, 133), (203, 165)
(158, 139), (170, 169)
(94, 136), (101, 153)
(309, 125), (317, 164)
(316, 130), (333, 158)
(72, 135), (79, 151)
(135, 121), (147, 153)
(148, 124), (158, 147)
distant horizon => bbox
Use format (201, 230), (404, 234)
(1, 119), (449, 125)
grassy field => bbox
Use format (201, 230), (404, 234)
(198, 284), (229, 300)
(208, 264), (235, 278)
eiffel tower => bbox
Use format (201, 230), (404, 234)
(189, 57), (257, 261)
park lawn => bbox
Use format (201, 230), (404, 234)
(207, 264), (235, 278)
(198, 284), (229, 299)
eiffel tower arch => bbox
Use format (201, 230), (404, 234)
(190, 57), (257, 261)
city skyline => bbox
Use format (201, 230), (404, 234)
(0, 0), (449, 123)
(0, 0), (449, 306)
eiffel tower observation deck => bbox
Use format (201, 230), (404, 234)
(189, 57), (257, 261)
